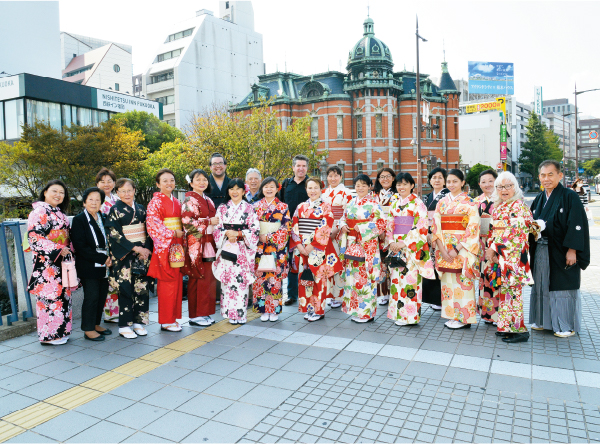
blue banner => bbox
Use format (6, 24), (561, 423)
(468, 61), (514, 95)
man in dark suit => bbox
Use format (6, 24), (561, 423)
(206, 153), (231, 211)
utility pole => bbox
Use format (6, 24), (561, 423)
(415, 16), (427, 196)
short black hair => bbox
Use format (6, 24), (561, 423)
(326, 166), (343, 177)
(257, 177), (279, 200)
(95, 167), (116, 186)
(38, 179), (70, 213)
(428, 167), (447, 186)
(353, 174), (372, 187)
(188, 169), (212, 193)
(82, 187), (105, 205)
(373, 167), (396, 193)
(447, 168), (466, 183)
(224, 178), (247, 203)
(395, 172), (415, 193)
(115, 178), (136, 191)
(210, 153), (227, 166)
(478, 169), (498, 181)
(538, 159), (561, 173)
(155, 168), (175, 185)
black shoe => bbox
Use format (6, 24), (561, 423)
(284, 299), (296, 306)
(502, 332), (530, 343)
(84, 334), (105, 342)
(495, 331), (510, 337)
(97, 328), (112, 336)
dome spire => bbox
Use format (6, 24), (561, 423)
(363, 17), (374, 37)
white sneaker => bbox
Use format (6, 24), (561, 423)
(269, 313), (279, 322)
(431, 304), (442, 311)
(261, 313), (270, 322)
(378, 296), (390, 306)
(119, 327), (137, 339)
(132, 324), (148, 336)
(554, 331), (575, 338)
(395, 319), (409, 326)
(329, 300), (342, 308)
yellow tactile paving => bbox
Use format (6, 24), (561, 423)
(80, 371), (134, 393)
(165, 338), (206, 353)
(2, 402), (65, 429)
(139, 347), (185, 364)
(187, 329), (226, 342)
(0, 421), (25, 442)
(112, 359), (161, 377)
(208, 320), (240, 333)
(44, 386), (102, 410)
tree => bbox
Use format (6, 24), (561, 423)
(111, 111), (185, 153)
(465, 163), (494, 194)
(186, 99), (326, 182)
(0, 141), (45, 199)
(583, 158), (600, 177)
(544, 128), (563, 162)
(518, 112), (555, 184)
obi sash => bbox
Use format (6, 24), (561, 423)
(346, 219), (369, 238)
(260, 221), (281, 235)
(48, 229), (69, 247)
(223, 223), (247, 231)
(123, 223), (147, 244)
(331, 205), (345, 221)
(164, 217), (183, 231)
(298, 218), (321, 236)
(394, 216), (414, 236)
(441, 214), (469, 232)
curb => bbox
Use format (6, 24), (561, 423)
(0, 317), (36, 342)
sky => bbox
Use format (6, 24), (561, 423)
(56, 0), (600, 117)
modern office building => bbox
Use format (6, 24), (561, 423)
(543, 98), (576, 158)
(141, 1), (264, 129)
(61, 33), (133, 92)
(579, 118), (600, 162)
(0, 73), (162, 142)
(0, 1), (62, 79)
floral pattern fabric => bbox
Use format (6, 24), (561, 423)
(181, 191), (216, 279)
(252, 198), (291, 314)
(213, 201), (260, 322)
(101, 193), (120, 320)
(386, 193), (435, 324)
(475, 194), (498, 322)
(339, 193), (386, 320)
(431, 192), (480, 323)
(375, 188), (394, 297)
(27, 202), (73, 342)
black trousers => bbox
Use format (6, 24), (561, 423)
(81, 278), (109, 331)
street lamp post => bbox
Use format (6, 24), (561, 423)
(574, 84), (600, 179)
(415, 16), (427, 197)
(561, 111), (577, 186)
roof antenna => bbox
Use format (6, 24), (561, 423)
(367, 1), (370, 17)
(443, 39), (446, 62)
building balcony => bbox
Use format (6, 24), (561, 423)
(163, 103), (175, 115)
(146, 79), (175, 94)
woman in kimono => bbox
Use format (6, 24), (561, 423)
(484, 172), (541, 344)
(321, 166), (352, 309)
(252, 177), (291, 322)
(386, 173), (435, 326)
(106, 178), (153, 339)
(181, 169), (219, 327)
(373, 168), (396, 306)
(27, 180), (74, 345)
(431, 169), (481, 329)
(339, 175), (387, 323)
(475, 169), (498, 324)
(96, 167), (120, 323)
(290, 177), (342, 322)
(147, 169), (185, 332)
(213, 178), (260, 324)
(422, 167), (450, 311)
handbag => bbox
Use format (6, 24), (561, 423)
(383, 253), (407, 268)
(220, 240), (240, 262)
(202, 224), (216, 262)
(61, 254), (79, 291)
(131, 256), (150, 276)
(257, 253), (277, 273)
(169, 243), (185, 268)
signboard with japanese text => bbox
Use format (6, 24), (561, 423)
(93, 89), (161, 118)
(0, 75), (22, 101)
(468, 62), (514, 95)
(534, 86), (543, 117)
(500, 124), (507, 160)
(465, 101), (502, 114)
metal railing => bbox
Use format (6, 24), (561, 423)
(0, 220), (34, 326)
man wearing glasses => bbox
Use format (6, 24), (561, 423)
(207, 153), (231, 210)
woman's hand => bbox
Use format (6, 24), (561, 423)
(225, 230), (238, 243)
(305, 245), (314, 255)
(259, 234), (267, 243)
(340, 226), (349, 235)
(173, 229), (184, 239)
(330, 226), (339, 240)
(210, 217), (219, 225)
(389, 241), (405, 254)
(297, 245), (308, 256)
(105, 257), (112, 267)
(379, 232), (386, 240)
(136, 247), (151, 260)
(60, 247), (70, 257)
(485, 248), (496, 263)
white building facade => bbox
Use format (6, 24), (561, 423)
(459, 111), (506, 173)
(142, 1), (264, 129)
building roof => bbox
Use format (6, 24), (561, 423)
(438, 61), (457, 92)
(347, 17), (393, 70)
(62, 44), (114, 85)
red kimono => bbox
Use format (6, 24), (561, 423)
(181, 191), (217, 319)
(147, 192), (183, 324)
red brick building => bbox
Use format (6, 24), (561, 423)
(233, 17), (460, 189)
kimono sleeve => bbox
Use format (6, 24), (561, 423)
(563, 191), (590, 269)
(269, 205), (291, 251)
(311, 204), (333, 250)
(289, 206), (302, 249)
(146, 197), (174, 253)
(401, 200), (429, 249)
(431, 200), (444, 244)
(181, 196), (206, 238)
(458, 201), (481, 256)
(242, 204), (260, 252)
(213, 205), (227, 250)
(105, 205), (136, 260)
(356, 202), (385, 243)
(27, 207), (64, 263)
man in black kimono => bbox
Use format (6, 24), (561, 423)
(529, 160), (590, 337)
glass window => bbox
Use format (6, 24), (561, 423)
(113, 64), (120, 73)
(377, 161), (384, 171)
(99, 111), (109, 123)
(156, 95), (175, 105)
(311, 117), (318, 140)
(357, 116), (363, 138)
(337, 162), (345, 179)
(155, 48), (184, 63)
(48, 103), (61, 130)
(61, 104), (71, 128)
(0, 103), (4, 140)
(149, 71), (174, 84)
(356, 162), (363, 175)
(165, 28), (194, 43)
(5, 99), (25, 139)
(115, 83), (120, 91)
(92, 110), (99, 127)
(336, 115), (343, 139)
(77, 107), (92, 126)
(375, 114), (382, 137)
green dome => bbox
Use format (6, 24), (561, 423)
(347, 17), (393, 70)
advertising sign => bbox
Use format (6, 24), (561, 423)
(0, 75), (21, 101)
(468, 62), (514, 95)
(500, 124), (507, 160)
(534, 86), (543, 117)
(496, 97), (507, 124)
(465, 101), (502, 114)
(94, 90), (161, 118)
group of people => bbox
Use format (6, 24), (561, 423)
(27, 155), (590, 346)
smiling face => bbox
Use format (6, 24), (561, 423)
(210, 156), (226, 178)
(539, 164), (563, 192)
(96, 174), (115, 196)
(497, 179), (516, 202)
(83, 191), (102, 215)
(378, 171), (393, 190)
(293, 160), (308, 180)
(306, 180), (322, 200)
(44, 185), (65, 207)
(355, 180), (370, 198)
(262, 182), (278, 199)
(479, 173), (496, 197)
(446, 174), (465, 195)
(157, 173), (176, 196)
(327, 171), (342, 188)
(246, 172), (261, 193)
(396, 180), (414, 198)
(116, 182), (135, 206)
(191, 173), (209, 194)
(228, 185), (244, 203)
(430, 172), (445, 192)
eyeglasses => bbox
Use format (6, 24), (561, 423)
(211, 162), (225, 167)
(495, 184), (514, 191)
(379, 175), (393, 180)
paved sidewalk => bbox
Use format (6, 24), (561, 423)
(0, 223), (598, 443)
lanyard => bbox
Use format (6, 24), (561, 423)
(84, 210), (106, 249)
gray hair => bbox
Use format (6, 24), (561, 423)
(492, 171), (523, 205)
(245, 168), (262, 180)
(292, 154), (309, 167)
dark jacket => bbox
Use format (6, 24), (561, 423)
(207, 175), (231, 211)
(71, 211), (109, 280)
(279, 176), (308, 218)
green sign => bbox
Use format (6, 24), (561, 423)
(500, 124), (507, 142)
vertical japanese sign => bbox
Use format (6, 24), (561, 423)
(534, 86), (543, 116)
(500, 124), (507, 160)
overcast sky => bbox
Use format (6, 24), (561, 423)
(57, 0), (600, 118)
